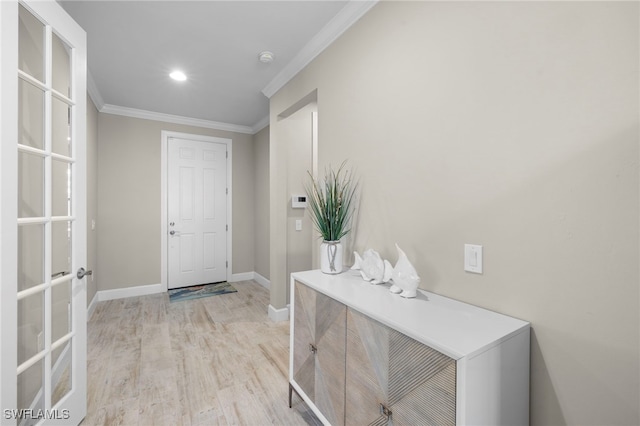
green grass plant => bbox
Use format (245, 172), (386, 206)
(305, 161), (358, 242)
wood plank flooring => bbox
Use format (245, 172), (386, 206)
(82, 280), (320, 425)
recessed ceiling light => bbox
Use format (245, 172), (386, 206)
(169, 70), (187, 81)
(258, 51), (274, 63)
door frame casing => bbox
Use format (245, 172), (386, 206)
(160, 131), (232, 292)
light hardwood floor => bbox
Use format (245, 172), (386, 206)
(82, 280), (320, 425)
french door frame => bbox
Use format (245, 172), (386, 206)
(0, 0), (87, 422)
(0, 0), (21, 412)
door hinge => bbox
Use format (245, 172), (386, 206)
(226, 261), (228, 268)
(226, 151), (228, 159)
(226, 188), (228, 195)
(226, 224), (228, 231)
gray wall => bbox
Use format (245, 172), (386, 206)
(254, 125), (270, 280)
(86, 94), (98, 305)
(270, 2), (639, 425)
(97, 113), (255, 290)
(282, 103), (315, 301)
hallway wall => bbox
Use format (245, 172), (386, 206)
(97, 113), (255, 291)
(254, 125), (270, 280)
(270, 2), (639, 424)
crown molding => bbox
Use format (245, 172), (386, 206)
(251, 115), (270, 134)
(87, 71), (104, 110)
(100, 104), (255, 135)
(261, 0), (378, 99)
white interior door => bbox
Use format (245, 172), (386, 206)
(1, 0), (87, 424)
(168, 137), (228, 289)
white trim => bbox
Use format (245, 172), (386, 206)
(96, 283), (163, 302)
(229, 272), (254, 283)
(87, 71), (104, 111)
(102, 103), (255, 134)
(268, 304), (290, 322)
(251, 115), (269, 134)
(222, 271), (270, 288)
(65, 2), (378, 134)
(161, 131), (233, 292)
(261, 0), (378, 98)
(89, 272), (269, 306)
(87, 291), (99, 321)
(253, 272), (271, 290)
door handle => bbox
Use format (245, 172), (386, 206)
(77, 267), (93, 280)
(169, 230), (181, 236)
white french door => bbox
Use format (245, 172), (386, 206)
(1, 1), (87, 424)
(167, 137), (228, 289)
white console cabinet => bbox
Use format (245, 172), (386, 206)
(289, 270), (530, 426)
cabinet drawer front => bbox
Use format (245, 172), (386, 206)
(293, 281), (316, 401)
(293, 281), (347, 425)
(315, 291), (346, 425)
(346, 309), (456, 426)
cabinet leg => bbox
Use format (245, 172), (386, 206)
(288, 382), (303, 409)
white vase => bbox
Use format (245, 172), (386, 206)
(320, 241), (343, 274)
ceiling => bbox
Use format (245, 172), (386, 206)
(59, 1), (374, 134)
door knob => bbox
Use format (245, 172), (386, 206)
(77, 267), (93, 279)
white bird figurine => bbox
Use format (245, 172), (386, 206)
(351, 249), (393, 284)
(389, 244), (420, 298)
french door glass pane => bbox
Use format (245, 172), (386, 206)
(52, 160), (72, 217)
(17, 359), (44, 424)
(18, 291), (44, 365)
(18, 79), (45, 150)
(52, 281), (71, 343)
(52, 97), (72, 156)
(52, 221), (72, 278)
(18, 151), (44, 218)
(18, 224), (44, 292)
(52, 343), (72, 406)
(52, 33), (71, 97)
(18, 4), (44, 82)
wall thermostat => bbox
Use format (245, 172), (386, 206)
(292, 195), (307, 209)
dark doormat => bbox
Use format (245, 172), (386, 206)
(168, 282), (237, 303)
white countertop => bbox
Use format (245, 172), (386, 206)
(291, 269), (529, 360)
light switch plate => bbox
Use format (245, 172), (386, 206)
(295, 219), (302, 231)
(464, 244), (483, 274)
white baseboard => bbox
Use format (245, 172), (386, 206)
(268, 304), (289, 322)
(230, 271), (270, 287)
(253, 272), (271, 289)
(87, 292), (99, 320)
(90, 272), (271, 307)
(229, 272), (254, 282)
(97, 283), (163, 302)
